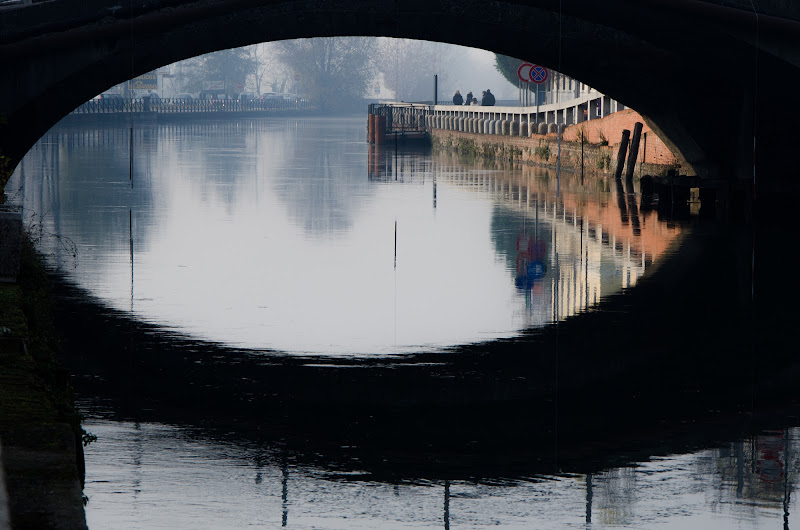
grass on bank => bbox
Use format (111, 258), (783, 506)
(0, 234), (95, 448)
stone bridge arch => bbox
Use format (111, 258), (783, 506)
(2, 0), (799, 197)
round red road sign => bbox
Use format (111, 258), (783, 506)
(517, 63), (533, 83)
(530, 65), (548, 84)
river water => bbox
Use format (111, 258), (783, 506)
(8, 116), (799, 528)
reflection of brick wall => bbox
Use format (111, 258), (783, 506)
(560, 109), (678, 167)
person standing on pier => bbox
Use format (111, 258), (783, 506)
(482, 89), (496, 106)
(465, 91), (474, 105)
(452, 90), (463, 105)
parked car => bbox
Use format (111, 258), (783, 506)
(99, 92), (124, 110)
(174, 93), (194, 101)
(238, 92), (256, 102)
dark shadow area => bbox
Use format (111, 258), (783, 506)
(52, 214), (799, 483)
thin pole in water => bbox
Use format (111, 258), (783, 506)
(581, 129), (585, 185)
(281, 459), (289, 527)
(586, 473), (593, 523)
(129, 209), (133, 311)
(557, 124), (562, 197)
(444, 480), (450, 530)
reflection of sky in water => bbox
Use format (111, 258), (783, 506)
(82, 419), (800, 529)
(9, 117), (680, 354)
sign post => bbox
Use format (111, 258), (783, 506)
(517, 63), (532, 107)
(529, 65), (548, 126)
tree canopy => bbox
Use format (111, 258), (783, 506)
(275, 37), (377, 111)
(179, 48), (257, 96)
(494, 53), (536, 92)
(376, 39), (455, 102)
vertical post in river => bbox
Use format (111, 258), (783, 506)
(614, 129), (631, 180)
(625, 122), (644, 181)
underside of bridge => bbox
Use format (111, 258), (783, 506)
(1, 0), (799, 198)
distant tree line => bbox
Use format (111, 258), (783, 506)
(153, 38), (518, 112)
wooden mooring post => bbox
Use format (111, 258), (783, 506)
(376, 115), (387, 145)
(367, 114), (375, 144)
(625, 122), (644, 181)
(614, 129), (631, 180)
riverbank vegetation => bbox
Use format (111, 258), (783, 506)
(0, 233), (91, 526)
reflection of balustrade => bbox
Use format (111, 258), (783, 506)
(367, 147), (683, 322)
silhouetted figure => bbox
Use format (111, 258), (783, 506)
(464, 91), (474, 105)
(482, 89), (496, 106)
(452, 90), (463, 105)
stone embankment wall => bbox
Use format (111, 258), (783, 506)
(431, 109), (679, 178)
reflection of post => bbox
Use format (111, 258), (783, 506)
(433, 174), (437, 209)
(585, 473), (593, 523)
(736, 440), (744, 497)
(615, 179), (629, 225)
(368, 144), (375, 179)
(129, 209), (134, 312)
(444, 480), (450, 530)
(783, 428), (790, 530)
(132, 422), (143, 505)
(625, 177), (641, 236)
(553, 212), (559, 471)
(281, 459), (289, 527)
(584, 219), (590, 307)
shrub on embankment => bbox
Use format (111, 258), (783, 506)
(0, 234), (90, 527)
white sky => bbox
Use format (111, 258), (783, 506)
(379, 43), (522, 102)
(459, 47), (520, 100)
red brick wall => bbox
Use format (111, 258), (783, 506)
(560, 109), (678, 166)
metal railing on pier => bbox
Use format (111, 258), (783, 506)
(71, 97), (317, 115)
(367, 103), (431, 145)
(368, 103), (429, 134)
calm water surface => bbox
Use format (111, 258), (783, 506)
(10, 117), (796, 529)
(79, 417), (800, 529)
(10, 117), (679, 354)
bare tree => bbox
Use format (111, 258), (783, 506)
(376, 38), (455, 102)
(248, 43), (290, 95)
(276, 37), (377, 110)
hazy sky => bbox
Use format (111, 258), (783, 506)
(379, 42), (522, 102)
(458, 47), (520, 100)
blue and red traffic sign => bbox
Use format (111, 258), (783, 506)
(517, 63), (549, 84)
(530, 65), (548, 84)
